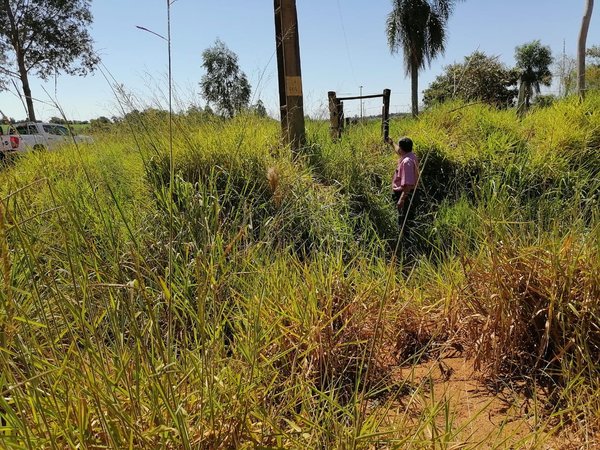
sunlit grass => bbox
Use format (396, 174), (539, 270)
(0, 94), (599, 448)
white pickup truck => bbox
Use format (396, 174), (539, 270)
(0, 127), (21, 159)
(8, 122), (93, 151)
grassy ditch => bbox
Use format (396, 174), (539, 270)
(0, 95), (599, 448)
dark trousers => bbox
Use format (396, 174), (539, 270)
(392, 190), (419, 243)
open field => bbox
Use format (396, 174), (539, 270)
(1, 95), (599, 448)
(0, 123), (91, 135)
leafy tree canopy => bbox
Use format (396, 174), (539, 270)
(587, 45), (600, 65)
(253, 100), (268, 118)
(0, 48), (7, 90)
(0, 0), (99, 120)
(89, 116), (112, 133)
(423, 51), (519, 108)
(200, 39), (251, 119)
(0, 0), (98, 79)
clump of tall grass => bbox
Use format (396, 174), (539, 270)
(142, 117), (354, 259)
(523, 94), (600, 173)
(457, 232), (600, 383)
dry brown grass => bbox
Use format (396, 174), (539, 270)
(260, 276), (450, 407)
(454, 236), (600, 386)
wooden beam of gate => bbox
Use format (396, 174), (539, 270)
(274, 0), (306, 153)
(336, 93), (385, 101)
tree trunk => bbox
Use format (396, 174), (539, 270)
(16, 54), (36, 122)
(2, 0), (36, 121)
(516, 80), (527, 118)
(411, 63), (419, 117)
(578, 0), (594, 98)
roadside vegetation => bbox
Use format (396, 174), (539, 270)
(1, 93), (600, 448)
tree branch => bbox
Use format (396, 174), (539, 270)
(0, 65), (20, 78)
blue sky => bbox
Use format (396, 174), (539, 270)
(1, 1), (599, 121)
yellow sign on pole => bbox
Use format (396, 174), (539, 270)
(286, 76), (303, 97)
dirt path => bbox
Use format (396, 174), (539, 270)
(370, 357), (596, 449)
(405, 357), (540, 447)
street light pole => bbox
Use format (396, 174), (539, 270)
(359, 85), (363, 121)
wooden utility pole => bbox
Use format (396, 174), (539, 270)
(274, 0), (306, 153)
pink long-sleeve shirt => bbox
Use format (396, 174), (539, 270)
(392, 152), (419, 193)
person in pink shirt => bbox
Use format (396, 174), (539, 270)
(386, 136), (420, 242)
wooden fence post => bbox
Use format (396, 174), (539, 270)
(328, 91), (339, 141)
(337, 101), (344, 137)
(382, 89), (391, 142)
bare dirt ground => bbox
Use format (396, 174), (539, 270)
(370, 356), (600, 449)
(406, 357), (545, 448)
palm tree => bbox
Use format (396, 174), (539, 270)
(386, 0), (461, 117)
(515, 40), (553, 116)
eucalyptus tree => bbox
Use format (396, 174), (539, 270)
(578, 0), (594, 98)
(0, 49), (7, 91)
(515, 40), (553, 115)
(0, 0), (99, 121)
(200, 39), (251, 119)
(386, 0), (462, 117)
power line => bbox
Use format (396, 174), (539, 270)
(336, 0), (357, 85)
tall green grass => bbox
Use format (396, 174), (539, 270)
(0, 94), (599, 448)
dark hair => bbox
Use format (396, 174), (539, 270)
(398, 137), (413, 152)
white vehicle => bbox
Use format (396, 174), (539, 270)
(0, 127), (21, 158)
(8, 122), (93, 151)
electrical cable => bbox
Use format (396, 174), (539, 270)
(336, 0), (358, 86)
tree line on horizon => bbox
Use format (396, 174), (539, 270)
(386, 0), (595, 117)
(0, 0), (596, 123)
